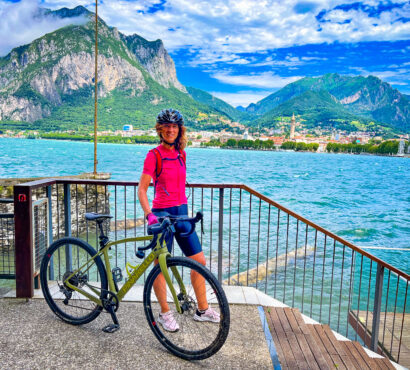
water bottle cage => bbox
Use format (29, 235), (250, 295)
(125, 262), (140, 278)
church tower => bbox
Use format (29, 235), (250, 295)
(290, 113), (296, 139)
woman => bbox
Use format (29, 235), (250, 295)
(138, 108), (219, 332)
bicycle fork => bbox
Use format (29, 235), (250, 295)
(158, 254), (186, 313)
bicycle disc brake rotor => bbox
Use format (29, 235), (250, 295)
(62, 271), (88, 291)
(178, 292), (196, 315)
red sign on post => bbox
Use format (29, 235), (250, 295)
(18, 194), (27, 202)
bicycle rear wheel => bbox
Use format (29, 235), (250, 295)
(143, 257), (230, 360)
(40, 237), (108, 325)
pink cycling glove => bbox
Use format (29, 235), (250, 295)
(147, 213), (159, 225)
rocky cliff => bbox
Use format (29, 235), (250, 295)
(0, 6), (193, 126)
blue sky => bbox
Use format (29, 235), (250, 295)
(1, 0), (409, 107)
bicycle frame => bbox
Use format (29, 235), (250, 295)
(64, 234), (187, 313)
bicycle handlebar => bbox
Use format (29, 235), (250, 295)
(138, 212), (203, 254)
(148, 211), (203, 237)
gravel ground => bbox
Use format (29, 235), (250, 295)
(0, 298), (272, 369)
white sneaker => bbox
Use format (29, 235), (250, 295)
(158, 311), (179, 332)
(193, 307), (220, 323)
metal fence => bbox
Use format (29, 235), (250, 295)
(0, 198), (14, 280)
(13, 179), (409, 366)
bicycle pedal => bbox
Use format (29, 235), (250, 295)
(112, 267), (123, 282)
(102, 324), (120, 333)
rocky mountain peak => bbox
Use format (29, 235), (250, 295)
(0, 6), (187, 123)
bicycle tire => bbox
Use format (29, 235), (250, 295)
(143, 257), (230, 360)
(40, 237), (108, 325)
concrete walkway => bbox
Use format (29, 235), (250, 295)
(0, 286), (278, 369)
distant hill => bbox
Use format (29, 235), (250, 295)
(246, 73), (409, 132)
(0, 6), (233, 132)
(254, 90), (377, 131)
(186, 86), (251, 122)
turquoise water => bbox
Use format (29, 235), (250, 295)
(1, 137), (409, 273)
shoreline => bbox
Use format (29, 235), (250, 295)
(1, 136), (409, 158)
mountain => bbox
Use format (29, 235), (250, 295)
(186, 86), (251, 122)
(247, 73), (409, 132)
(254, 90), (376, 131)
(0, 6), (233, 131)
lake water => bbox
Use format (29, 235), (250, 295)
(0, 137), (409, 273)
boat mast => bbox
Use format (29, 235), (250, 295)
(93, 0), (98, 175)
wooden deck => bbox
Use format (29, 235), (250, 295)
(264, 307), (396, 370)
(348, 310), (409, 368)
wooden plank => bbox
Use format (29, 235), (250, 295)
(276, 329), (298, 369)
(284, 307), (301, 334)
(342, 340), (372, 370)
(286, 332), (309, 369)
(268, 307), (285, 333)
(308, 325), (339, 369)
(264, 308), (288, 369)
(291, 308), (311, 335)
(304, 333), (332, 370)
(313, 325), (347, 369)
(276, 307), (292, 333)
(339, 341), (360, 369)
(322, 325), (356, 369)
(378, 357), (396, 370)
(295, 333), (321, 370)
(374, 358), (390, 370)
(314, 325), (338, 355)
(351, 341), (380, 370)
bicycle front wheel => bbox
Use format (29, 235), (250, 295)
(40, 237), (108, 325)
(143, 257), (230, 360)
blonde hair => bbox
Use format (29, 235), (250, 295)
(155, 123), (187, 151)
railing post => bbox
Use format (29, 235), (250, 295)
(218, 188), (224, 282)
(14, 184), (33, 298)
(64, 184), (71, 237)
(371, 263), (384, 351)
(46, 185), (54, 280)
(64, 184), (72, 270)
(46, 185), (53, 244)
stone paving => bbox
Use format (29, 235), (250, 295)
(0, 297), (273, 369)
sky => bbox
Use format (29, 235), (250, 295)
(0, 0), (409, 107)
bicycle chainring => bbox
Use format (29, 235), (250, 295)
(102, 291), (120, 313)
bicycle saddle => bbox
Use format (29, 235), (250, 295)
(85, 212), (113, 222)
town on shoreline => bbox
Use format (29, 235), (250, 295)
(1, 114), (409, 157)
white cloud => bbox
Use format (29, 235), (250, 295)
(0, 0), (88, 56)
(210, 90), (272, 107)
(25, 0), (410, 66)
(2, 0), (409, 64)
(211, 71), (302, 88)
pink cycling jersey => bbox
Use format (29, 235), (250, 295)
(142, 145), (187, 208)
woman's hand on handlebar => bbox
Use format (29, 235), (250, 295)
(147, 213), (159, 225)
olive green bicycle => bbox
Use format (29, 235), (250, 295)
(40, 212), (230, 360)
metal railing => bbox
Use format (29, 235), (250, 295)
(0, 198), (14, 280)
(13, 179), (409, 366)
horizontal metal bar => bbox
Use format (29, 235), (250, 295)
(0, 198), (13, 204)
(0, 213), (14, 219)
(0, 274), (16, 279)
